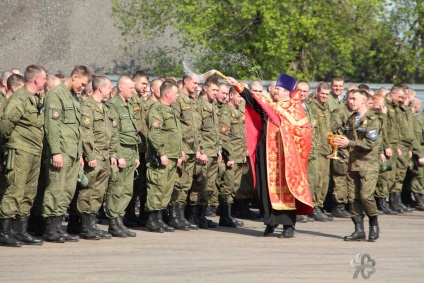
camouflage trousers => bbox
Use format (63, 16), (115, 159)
(347, 170), (378, 217)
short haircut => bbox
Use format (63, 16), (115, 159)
(166, 76), (177, 83)
(24, 65), (46, 83)
(6, 74), (24, 90)
(391, 84), (406, 94)
(352, 89), (370, 98)
(249, 80), (263, 89)
(317, 82), (330, 92)
(410, 98), (421, 108)
(229, 87), (238, 95)
(331, 76), (344, 84)
(70, 66), (93, 82)
(357, 84), (370, 90)
(160, 80), (177, 96)
(133, 70), (149, 81)
(117, 75), (133, 87)
(151, 78), (163, 88)
(372, 93), (385, 103)
(218, 82), (229, 88)
(1, 71), (14, 84)
(204, 77), (219, 87)
(182, 73), (198, 86)
(55, 73), (67, 81)
(92, 76), (110, 92)
(176, 80), (183, 89)
(296, 80), (310, 88)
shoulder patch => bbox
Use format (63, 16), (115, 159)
(52, 109), (61, 120)
(83, 116), (91, 126)
(152, 118), (162, 128)
(367, 129), (379, 140)
(112, 120), (118, 128)
(220, 123), (229, 134)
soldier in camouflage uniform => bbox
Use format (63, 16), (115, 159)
(77, 76), (117, 240)
(328, 76), (345, 113)
(145, 81), (183, 233)
(410, 98), (424, 210)
(105, 75), (140, 237)
(169, 74), (201, 230)
(42, 66), (92, 243)
(0, 65), (46, 247)
(190, 77), (222, 229)
(335, 90), (382, 242)
(307, 82), (333, 222)
(217, 86), (246, 227)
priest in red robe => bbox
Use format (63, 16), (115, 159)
(226, 74), (314, 238)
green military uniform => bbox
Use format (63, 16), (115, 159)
(105, 94), (140, 219)
(218, 103), (247, 204)
(330, 104), (353, 205)
(171, 90), (200, 206)
(145, 100), (182, 211)
(410, 111), (424, 210)
(383, 99), (400, 193)
(303, 100), (318, 198)
(192, 95), (221, 206)
(308, 98), (332, 209)
(327, 92), (343, 113)
(43, 82), (82, 218)
(0, 91), (8, 192)
(77, 96), (118, 214)
(0, 86), (44, 218)
(344, 110), (382, 217)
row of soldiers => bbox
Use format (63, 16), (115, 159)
(0, 65), (257, 247)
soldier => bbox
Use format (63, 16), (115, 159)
(77, 76), (117, 240)
(307, 82), (333, 221)
(217, 86), (246, 227)
(145, 80), (183, 232)
(0, 70), (13, 99)
(410, 98), (424, 210)
(42, 66), (92, 243)
(0, 65), (46, 247)
(328, 76), (345, 113)
(169, 73), (200, 230)
(190, 77), (222, 229)
(334, 90), (382, 241)
(105, 75), (140, 237)
(123, 71), (149, 227)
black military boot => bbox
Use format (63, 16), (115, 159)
(310, 207), (327, 222)
(219, 203), (244, 228)
(413, 193), (424, 211)
(178, 203), (198, 230)
(156, 210), (175, 232)
(108, 218), (127, 238)
(296, 215), (308, 223)
(376, 197), (398, 215)
(321, 208), (333, 221)
(167, 205), (189, 231)
(66, 214), (81, 234)
(278, 225), (295, 238)
(80, 214), (100, 240)
(389, 192), (404, 212)
(31, 214), (45, 237)
(117, 217), (137, 237)
(123, 199), (139, 228)
(146, 211), (164, 233)
(15, 216), (43, 245)
(190, 205), (208, 229)
(0, 218), (22, 247)
(236, 199), (261, 219)
(344, 216), (366, 241)
(90, 214), (111, 239)
(205, 206), (217, 217)
(200, 205), (218, 228)
(368, 215), (379, 242)
(43, 217), (65, 243)
(264, 224), (279, 236)
(331, 203), (351, 218)
(396, 192), (413, 213)
(57, 216), (79, 242)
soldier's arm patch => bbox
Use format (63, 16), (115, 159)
(82, 115), (92, 128)
(112, 120), (118, 128)
(51, 109), (61, 120)
(367, 129), (379, 140)
(151, 118), (162, 128)
(220, 123), (229, 134)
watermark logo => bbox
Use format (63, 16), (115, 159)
(350, 254), (376, 279)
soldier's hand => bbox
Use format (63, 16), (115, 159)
(177, 158), (183, 168)
(409, 151), (412, 158)
(218, 152), (222, 163)
(52, 153), (64, 169)
(110, 157), (117, 166)
(88, 159), (97, 168)
(226, 160), (235, 168)
(385, 148), (393, 157)
(135, 159), (140, 168)
(200, 154), (208, 164)
(196, 151), (201, 160)
(381, 106), (388, 114)
(419, 157), (424, 165)
(380, 154), (386, 162)
(80, 156), (85, 169)
(397, 148), (402, 156)
(333, 137), (349, 148)
(160, 155), (169, 166)
(181, 151), (186, 162)
(118, 158), (126, 169)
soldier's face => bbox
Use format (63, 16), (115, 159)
(250, 85), (263, 96)
(168, 86), (179, 104)
(120, 81), (136, 99)
(72, 75), (89, 95)
(348, 92), (366, 111)
(366, 98), (374, 109)
(101, 80), (113, 100)
(204, 83), (219, 102)
(217, 85), (229, 103)
(230, 92), (242, 107)
(185, 76), (200, 94)
(34, 71), (47, 92)
(372, 99), (384, 112)
(316, 89), (330, 104)
(391, 90), (406, 105)
(296, 83), (310, 102)
(134, 77), (149, 97)
(331, 81), (344, 96)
